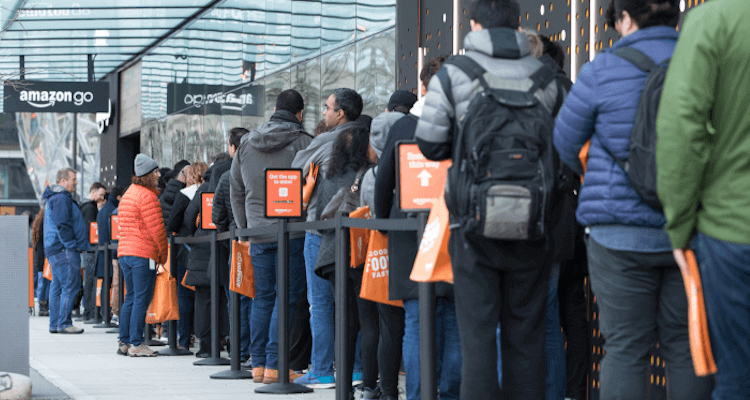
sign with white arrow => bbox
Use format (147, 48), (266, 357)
(418, 169), (432, 187)
(396, 141), (452, 212)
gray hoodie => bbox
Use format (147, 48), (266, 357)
(359, 111), (405, 217)
(229, 110), (313, 243)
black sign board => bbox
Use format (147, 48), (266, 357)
(167, 83), (263, 117)
(3, 80), (110, 113)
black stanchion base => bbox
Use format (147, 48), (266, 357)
(157, 347), (193, 356)
(254, 382), (314, 394)
(146, 339), (167, 347)
(83, 319), (102, 325)
(93, 322), (118, 329)
(210, 369), (254, 380)
(105, 328), (119, 334)
(194, 357), (230, 366)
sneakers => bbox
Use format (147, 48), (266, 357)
(294, 371), (335, 389)
(117, 342), (129, 356)
(127, 343), (157, 357)
(352, 371), (363, 385)
(59, 326), (84, 334)
(262, 368), (304, 384)
(252, 367), (265, 383)
(362, 387), (381, 399)
(241, 358), (253, 370)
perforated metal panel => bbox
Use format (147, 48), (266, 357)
(0, 216), (30, 376)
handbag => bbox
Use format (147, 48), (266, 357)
(360, 231), (403, 307)
(349, 206), (371, 268)
(146, 270), (180, 324)
(411, 193), (454, 284)
(321, 167), (367, 221)
(303, 162), (320, 211)
(229, 240), (255, 298)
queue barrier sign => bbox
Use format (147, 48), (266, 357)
(201, 192), (216, 230)
(396, 141), (452, 212)
(265, 169), (302, 219)
(89, 222), (98, 244)
(110, 215), (121, 240)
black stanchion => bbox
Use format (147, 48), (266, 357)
(212, 228), (254, 380)
(334, 213), (351, 400)
(94, 245), (117, 329)
(256, 219), (313, 394)
(158, 238), (193, 356)
(416, 212), (438, 400)
(106, 254), (122, 334)
(145, 323), (166, 347)
(195, 231), (230, 366)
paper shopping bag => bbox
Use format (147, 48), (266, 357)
(303, 162), (320, 210)
(230, 240), (255, 298)
(181, 271), (195, 291)
(410, 193), (453, 284)
(146, 270), (180, 324)
(360, 231), (403, 307)
(349, 206), (371, 268)
(43, 258), (52, 281)
(96, 278), (103, 307)
(682, 250), (718, 376)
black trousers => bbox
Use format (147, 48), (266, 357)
(327, 268), (369, 388)
(449, 228), (551, 400)
(194, 285), (229, 351)
(558, 272), (590, 400)
(289, 285), (313, 372)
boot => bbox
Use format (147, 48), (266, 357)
(39, 300), (49, 316)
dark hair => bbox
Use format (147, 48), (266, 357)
(420, 55), (448, 87)
(327, 126), (372, 179)
(541, 35), (566, 70)
(357, 114), (373, 132)
(132, 171), (158, 189)
(606, 0), (679, 29)
(89, 182), (105, 193)
(157, 168), (171, 191)
(314, 120), (329, 136)
(470, 0), (520, 29)
(332, 88), (363, 122)
(229, 127), (248, 148)
(32, 209), (44, 246)
(110, 186), (126, 201)
(275, 89), (305, 115)
(212, 152), (231, 164)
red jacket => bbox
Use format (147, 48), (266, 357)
(118, 184), (168, 265)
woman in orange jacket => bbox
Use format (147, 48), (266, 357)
(117, 154), (169, 357)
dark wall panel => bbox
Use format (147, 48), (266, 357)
(100, 76), (119, 189)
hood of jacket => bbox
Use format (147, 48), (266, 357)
(370, 112), (404, 158)
(463, 27), (532, 60)
(247, 110), (309, 153)
(43, 184), (68, 200)
(181, 184), (199, 200)
(410, 97), (426, 118)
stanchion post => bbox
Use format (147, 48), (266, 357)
(334, 213), (351, 400)
(212, 228), (253, 379)
(159, 237), (192, 356)
(106, 245), (121, 333)
(94, 244), (117, 328)
(195, 231), (229, 366)
(417, 212), (438, 400)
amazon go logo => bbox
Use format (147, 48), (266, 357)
(18, 89), (94, 109)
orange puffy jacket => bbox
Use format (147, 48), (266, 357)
(118, 184), (168, 266)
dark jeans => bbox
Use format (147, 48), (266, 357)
(558, 272), (590, 400)
(177, 262), (194, 348)
(118, 256), (156, 346)
(694, 232), (750, 400)
(450, 228), (551, 400)
(48, 250), (82, 331)
(82, 251), (97, 319)
(587, 238), (713, 400)
(289, 285), (312, 372)
(36, 271), (50, 301)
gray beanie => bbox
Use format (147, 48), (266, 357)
(134, 154), (158, 177)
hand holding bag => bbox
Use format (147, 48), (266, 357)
(320, 167), (367, 221)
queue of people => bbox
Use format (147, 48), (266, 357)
(30, 0), (750, 398)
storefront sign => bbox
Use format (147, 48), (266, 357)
(265, 169), (302, 218)
(89, 222), (98, 245)
(110, 215), (121, 240)
(3, 80), (110, 113)
(396, 141), (452, 212)
(167, 83), (262, 116)
(201, 192), (216, 230)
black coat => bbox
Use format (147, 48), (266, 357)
(160, 179), (185, 229)
(375, 114), (453, 301)
(212, 171), (234, 233)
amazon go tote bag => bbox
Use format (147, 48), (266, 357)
(410, 193), (453, 284)
(146, 270), (179, 324)
(230, 240), (255, 298)
(360, 231), (403, 307)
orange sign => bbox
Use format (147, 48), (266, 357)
(265, 169), (303, 218)
(201, 192), (216, 230)
(110, 215), (121, 240)
(397, 142), (452, 212)
(90, 222), (99, 244)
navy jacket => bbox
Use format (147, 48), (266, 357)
(42, 185), (90, 257)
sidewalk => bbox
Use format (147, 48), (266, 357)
(29, 316), (339, 400)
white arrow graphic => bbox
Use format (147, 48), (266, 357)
(418, 169), (432, 187)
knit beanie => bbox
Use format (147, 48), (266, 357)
(134, 154), (158, 177)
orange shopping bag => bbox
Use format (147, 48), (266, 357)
(302, 162), (320, 210)
(43, 258), (52, 281)
(230, 240), (255, 298)
(349, 206), (371, 268)
(96, 278), (103, 307)
(182, 272), (195, 291)
(410, 193), (453, 284)
(360, 231), (403, 307)
(29, 249), (34, 308)
(146, 270), (180, 324)
(682, 250), (718, 376)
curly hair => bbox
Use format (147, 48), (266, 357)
(32, 209), (44, 246)
(327, 126), (372, 179)
(186, 161), (208, 186)
(420, 55), (448, 88)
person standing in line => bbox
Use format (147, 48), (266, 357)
(97, 186), (125, 318)
(32, 208), (49, 316)
(43, 168), (90, 334)
(656, 1), (750, 398)
(80, 182), (106, 323)
(117, 154), (168, 357)
(230, 89), (312, 384)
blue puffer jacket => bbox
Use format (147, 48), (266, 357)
(42, 184), (90, 257)
(554, 26), (678, 228)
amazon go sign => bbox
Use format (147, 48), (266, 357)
(3, 80), (110, 114)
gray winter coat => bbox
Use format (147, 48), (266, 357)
(230, 110), (313, 243)
(359, 111), (404, 217)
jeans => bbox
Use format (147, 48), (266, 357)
(48, 250), (82, 331)
(304, 233), (336, 376)
(177, 262), (194, 348)
(240, 294), (252, 359)
(403, 298), (461, 400)
(118, 256), (156, 346)
(587, 238), (713, 400)
(36, 271), (50, 301)
(545, 263), (566, 400)
(250, 238), (305, 369)
(81, 251), (97, 319)
(694, 232), (750, 400)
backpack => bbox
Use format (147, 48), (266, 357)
(436, 55), (557, 241)
(606, 46), (670, 212)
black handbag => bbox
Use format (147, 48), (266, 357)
(320, 167), (367, 220)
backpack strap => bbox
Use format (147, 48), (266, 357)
(613, 47), (658, 73)
(527, 64), (557, 95)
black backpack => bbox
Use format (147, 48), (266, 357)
(606, 47), (670, 212)
(437, 55), (557, 241)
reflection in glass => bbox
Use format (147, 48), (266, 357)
(357, 29), (397, 117)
